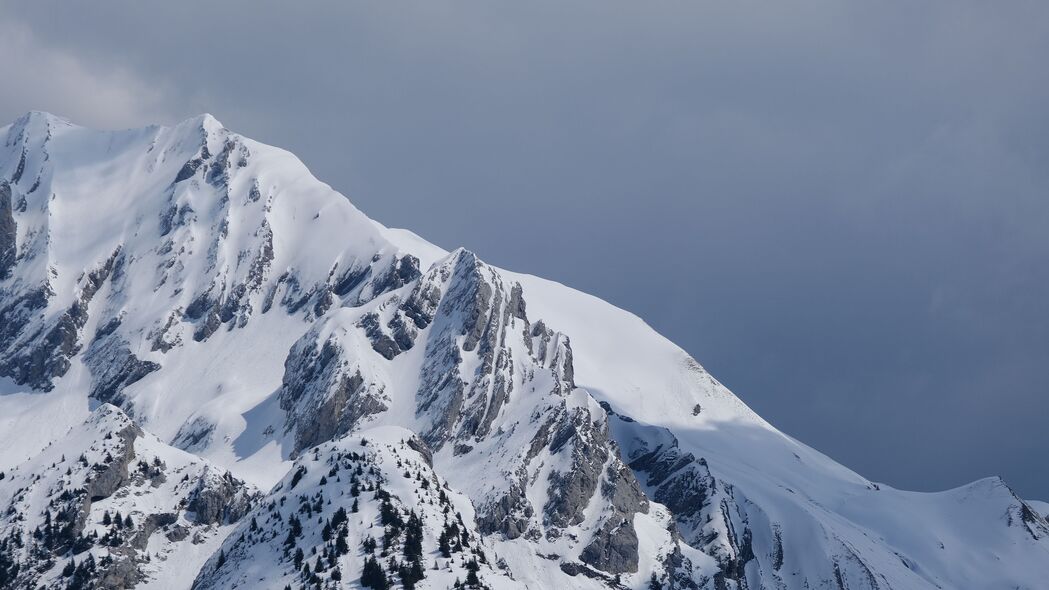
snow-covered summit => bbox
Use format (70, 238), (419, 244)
(1, 113), (1047, 589)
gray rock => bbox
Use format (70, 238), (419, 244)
(0, 181), (15, 279)
(607, 408), (759, 586)
(414, 250), (529, 447)
(579, 515), (640, 575)
(174, 156), (205, 183)
(98, 558), (143, 590)
(131, 513), (179, 550)
(85, 320), (161, 405)
(279, 336), (388, 454)
(406, 434), (434, 467)
(545, 406), (623, 528)
(370, 253), (421, 296)
(0, 249), (121, 390)
(559, 561), (613, 581)
(86, 420), (142, 502)
(477, 482), (533, 540)
(332, 264), (371, 297)
(186, 469), (257, 525)
(359, 311), (401, 359)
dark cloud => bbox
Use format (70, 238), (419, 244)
(2, 1), (1046, 497)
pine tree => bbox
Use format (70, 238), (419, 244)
(438, 529), (452, 557)
(465, 558), (480, 587)
(360, 556), (390, 590)
(399, 556), (425, 589)
(403, 511), (423, 561)
(362, 536), (377, 554)
(331, 507), (348, 527)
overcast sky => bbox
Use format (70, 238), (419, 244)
(2, 1), (1046, 498)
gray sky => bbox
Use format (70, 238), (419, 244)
(2, 1), (1047, 498)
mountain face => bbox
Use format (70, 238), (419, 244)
(0, 112), (1045, 590)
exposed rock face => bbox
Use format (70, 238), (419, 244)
(543, 400), (648, 575)
(0, 286), (51, 385)
(98, 559), (144, 590)
(365, 250), (651, 575)
(0, 249), (122, 391)
(185, 467), (257, 525)
(580, 514), (640, 575)
(413, 250), (510, 447)
(171, 416), (216, 453)
(607, 407), (753, 584)
(546, 406), (612, 528)
(279, 318), (389, 453)
(617, 417), (716, 519)
(475, 482), (534, 539)
(0, 181), (14, 279)
(273, 247), (654, 578)
(363, 249), (577, 449)
(85, 318), (161, 406)
(85, 417), (143, 502)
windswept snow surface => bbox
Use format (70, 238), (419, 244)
(1029, 500), (1049, 520)
(1, 112), (1047, 589)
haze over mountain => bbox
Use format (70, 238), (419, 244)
(0, 113), (1046, 589)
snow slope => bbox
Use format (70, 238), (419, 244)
(1, 112), (1047, 589)
(1030, 500), (1049, 521)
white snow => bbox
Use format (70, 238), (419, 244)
(2, 112), (1047, 590)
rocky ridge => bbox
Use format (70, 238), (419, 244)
(1, 112), (1047, 590)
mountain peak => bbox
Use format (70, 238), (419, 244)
(15, 110), (71, 127)
(181, 112), (224, 133)
(2, 110), (73, 144)
(1, 114), (1047, 590)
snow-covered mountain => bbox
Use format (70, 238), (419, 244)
(0, 111), (1045, 590)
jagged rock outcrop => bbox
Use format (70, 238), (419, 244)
(186, 467), (257, 525)
(579, 515), (639, 575)
(543, 399), (648, 575)
(272, 246), (659, 579)
(0, 250), (122, 391)
(85, 318), (161, 406)
(607, 407), (757, 585)
(279, 313), (390, 453)
(0, 180), (15, 279)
